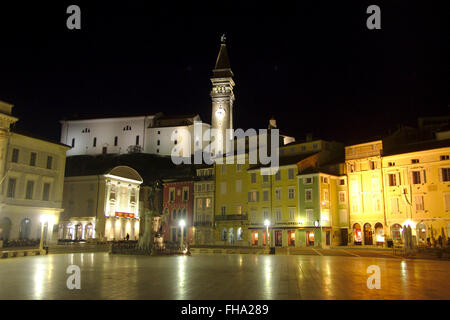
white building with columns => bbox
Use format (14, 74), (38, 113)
(0, 101), (70, 246)
(60, 165), (143, 241)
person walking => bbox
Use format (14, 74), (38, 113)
(126, 233), (130, 241)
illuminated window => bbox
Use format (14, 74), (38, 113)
(441, 168), (450, 182)
(236, 205), (242, 215)
(205, 198), (211, 208)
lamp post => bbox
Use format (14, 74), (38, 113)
(39, 215), (55, 251)
(264, 219), (270, 247)
(179, 219), (185, 250)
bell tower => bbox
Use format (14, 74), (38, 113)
(211, 34), (235, 156)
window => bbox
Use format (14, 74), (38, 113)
(93, 137), (97, 147)
(169, 188), (175, 202)
(349, 163), (355, 173)
(313, 143), (318, 149)
(321, 177), (329, 184)
(248, 191), (259, 202)
(114, 136), (118, 146)
(305, 189), (312, 201)
(30, 152), (36, 166)
(306, 209), (314, 222)
(197, 198), (203, 209)
(275, 209), (281, 221)
(263, 190), (269, 201)
(136, 135), (140, 145)
(411, 159), (419, 164)
(263, 209), (269, 220)
(221, 229), (227, 241)
(42, 183), (50, 201)
(289, 207), (295, 221)
(338, 191), (346, 204)
(46, 156), (53, 169)
(157, 140), (160, 146)
(390, 197), (399, 213)
(235, 180), (242, 192)
(388, 162), (395, 167)
(288, 168), (295, 180)
(110, 185), (116, 200)
(440, 155), (449, 161)
(323, 189), (329, 201)
(388, 173), (399, 186)
(102, 147), (107, 154)
(220, 182), (227, 194)
(275, 170), (281, 181)
(304, 177), (312, 184)
(415, 195), (424, 211)
(183, 187), (189, 201)
(250, 173), (256, 184)
(411, 170), (425, 184)
(440, 168), (450, 182)
(206, 198), (211, 208)
(262, 175), (269, 183)
(370, 160), (377, 170)
(25, 181), (34, 199)
(221, 206), (226, 216)
(275, 188), (282, 201)
(288, 187), (295, 200)
(7, 178), (16, 198)
(12, 148), (19, 163)
(237, 228), (243, 241)
(373, 193), (381, 212)
(130, 189), (136, 203)
(71, 138), (75, 147)
(445, 194), (450, 211)
(172, 209), (177, 220)
(339, 179), (346, 186)
(157, 131), (160, 134)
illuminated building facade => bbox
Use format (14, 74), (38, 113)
(0, 101), (70, 245)
(61, 166), (143, 241)
(193, 166), (215, 245)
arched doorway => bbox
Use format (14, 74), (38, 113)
(364, 223), (373, 245)
(85, 223), (93, 239)
(374, 223), (384, 245)
(391, 224), (402, 241)
(237, 227), (243, 241)
(65, 223), (74, 239)
(353, 223), (362, 245)
(416, 222), (427, 244)
(228, 228), (234, 245)
(0, 217), (12, 241)
(19, 218), (32, 240)
(75, 224), (82, 240)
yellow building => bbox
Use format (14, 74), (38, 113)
(382, 140), (450, 245)
(214, 153), (250, 245)
(345, 140), (386, 245)
(346, 138), (450, 247)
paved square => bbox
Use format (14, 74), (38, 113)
(0, 253), (449, 299)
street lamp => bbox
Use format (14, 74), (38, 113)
(179, 219), (186, 250)
(39, 215), (55, 251)
(264, 219), (270, 247)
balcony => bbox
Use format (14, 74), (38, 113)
(215, 214), (248, 221)
(194, 221), (213, 227)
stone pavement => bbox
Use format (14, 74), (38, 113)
(0, 252), (449, 299)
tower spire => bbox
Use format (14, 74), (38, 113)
(213, 35), (233, 78)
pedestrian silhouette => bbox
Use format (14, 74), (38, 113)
(126, 233), (129, 241)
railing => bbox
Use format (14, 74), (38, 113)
(215, 214), (248, 221)
(194, 221), (213, 227)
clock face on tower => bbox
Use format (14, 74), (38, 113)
(215, 106), (225, 120)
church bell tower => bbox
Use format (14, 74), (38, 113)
(211, 35), (235, 156)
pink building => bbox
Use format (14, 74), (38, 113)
(162, 179), (194, 244)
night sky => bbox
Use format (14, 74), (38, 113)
(0, 1), (448, 145)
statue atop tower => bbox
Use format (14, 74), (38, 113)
(210, 35), (235, 156)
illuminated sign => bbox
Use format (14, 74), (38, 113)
(115, 212), (135, 218)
